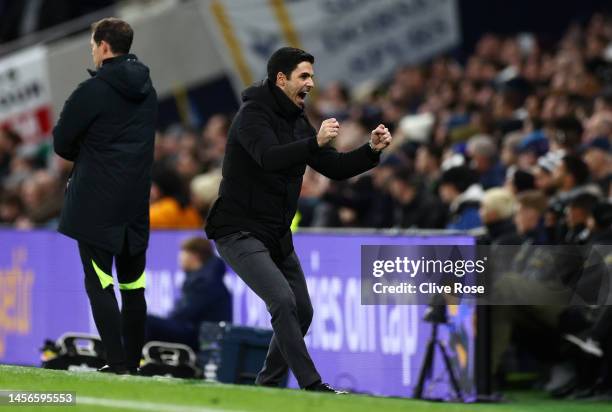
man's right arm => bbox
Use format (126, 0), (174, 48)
(237, 103), (319, 171)
(53, 79), (101, 161)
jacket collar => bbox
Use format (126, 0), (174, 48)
(102, 53), (136, 67)
(87, 54), (137, 77)
(268, 80), (303, 120)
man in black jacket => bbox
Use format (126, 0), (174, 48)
(53, 18), (157, 374)
(205, 47), (392, 393)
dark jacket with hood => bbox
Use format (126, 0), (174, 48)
(53, 54), (157, 255)
(205, 80), (379, 260)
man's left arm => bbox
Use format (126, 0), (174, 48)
(308, 124), (392, 180)
(53, 79), (101, 161)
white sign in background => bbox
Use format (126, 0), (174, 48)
(202, 0), (460, 92)
(0, 46), (54, 143)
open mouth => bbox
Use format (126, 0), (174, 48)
(297, 91), (308, 100)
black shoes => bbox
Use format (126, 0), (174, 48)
(305, 381), (348, 394)
(97, 365), (139, 375)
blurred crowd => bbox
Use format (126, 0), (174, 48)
(0, 112), (229, 230)
(3, 14), (611, 235)
(1, 8), (612, 399)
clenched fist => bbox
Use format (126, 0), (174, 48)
(317, 118), (340, 147)
(369, 124), (392, 152)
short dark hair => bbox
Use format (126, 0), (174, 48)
(439, 166), (478, 193)
(562, 155), (590, 186)
(568, 192), (599, 213)
(181, 237), (213, 263)
(512, 169), (535, 193)
(551, 116), (583, 149)
(91, 17), (133, 54)
(267, 47), (314, 83)
(392, 167), (421, 188)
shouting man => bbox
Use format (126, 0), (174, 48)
(205, 47), (392, 392)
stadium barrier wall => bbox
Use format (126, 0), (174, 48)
(0, 228), (476, 399)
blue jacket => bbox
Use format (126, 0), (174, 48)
(170, 256), (232, 324)
(447, 206), (482, 231)
(446, 184), (483, 231)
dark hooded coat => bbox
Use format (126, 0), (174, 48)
(53, 54), (157, 255)
(205, 80), (379, 260)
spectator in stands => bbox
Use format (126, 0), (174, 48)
(315, 81), (351, 121)
(581, 136), (612, 195)
(0, 129), (22, 181)
(16, 170), (63, 228)
(296, 167), (330, 227)
(589, 201), (612, 245)
(583, 111), (612, 142)
(534, 152), (563, 196)
(514, 190), (550, 245)
(154, 128), (181, 164)
(415, 143), (443, 193)
(479, 187), (520, 245)
(500, 131), (524, 169)
(355, 156), (397, 228)
(145, 237), (231, 350)
(149, 166), (203, 229)
(467, 134), (505, 189)
(312, 152), (399, 229)
(175, 149), (202, 183)
(388, 168), (446, 229)
(516, 130), (549, 170)
(505, 168), (536, 194)
(548, 155), (600, 242)
(199, 114), (230, 171)
(438, 165), (483, 230)
(0, 193), (23, 225)
(564, 193), (599, 245)
(189, 170), (222, 225)
(547, 116), (584, 155)
(2, 145), (37, 191)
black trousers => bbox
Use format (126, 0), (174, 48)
(215, 231), (321, 388)
(78, 240), (147, 370)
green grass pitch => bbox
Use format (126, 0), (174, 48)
(1, 365), (611, 412)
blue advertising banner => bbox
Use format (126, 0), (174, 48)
(0, 229), (475, 399)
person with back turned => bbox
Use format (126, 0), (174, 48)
(53, 17), (157, 374)
(205, 47), (392, 393)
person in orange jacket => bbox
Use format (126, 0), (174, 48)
(150, 166), (203, 229)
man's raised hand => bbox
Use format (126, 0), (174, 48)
(369, 124), (392, 152)
(317, 118), (340, 147)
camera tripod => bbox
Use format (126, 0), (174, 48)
(412, 305), (463, 401)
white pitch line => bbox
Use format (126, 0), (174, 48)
(1, 390), (247, 412)
(76, 396), (247, 412)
